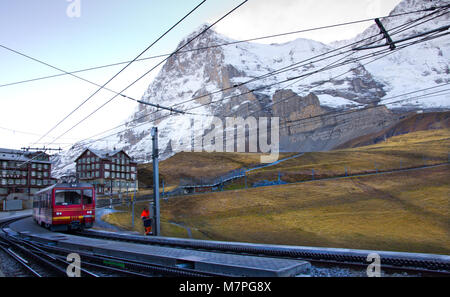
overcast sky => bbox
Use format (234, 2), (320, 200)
(0, 0), (402, 151)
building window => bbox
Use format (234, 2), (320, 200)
(105, 171), (110, 178)
(96, 171), (99, 178)
(105, 164), (110, 170)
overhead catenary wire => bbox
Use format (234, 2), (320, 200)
(3, 5), (443, 127)
(0, 44), (186, 115)
(11, 6), (450, 164)
(240, 33), (450, 120)
(14, 0), (249, 168)
(135, 7), (449, 120)
(68, 86), (450, 158)
(66, 34), (450, 153)
(48, 0), (249, 140)
(10, 0), (208, 168)
(65, 20), (450, 152)
(1, 4), (447, 89)
(352, 7), (449, 51)
(28, 0), (207, 149)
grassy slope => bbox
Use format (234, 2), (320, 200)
(161, 165), (449, 254)
(137, 151), (294, 187)
(104, 129), (450, 254)
(236, 128), (450, 186)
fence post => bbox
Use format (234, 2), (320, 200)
(245, 171), (248, 189)
(312, 169), (314, 180)
(345, 166), (348, 177)
(374, 162), (378, 174)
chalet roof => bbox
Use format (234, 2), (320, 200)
(88, 148), (122, 159)
(0, 148), (51, 164)
(75, 148), (136, 163)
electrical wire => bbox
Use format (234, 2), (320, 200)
(1, 4), (447, 89)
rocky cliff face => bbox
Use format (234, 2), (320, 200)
(52, 0), (449, 176)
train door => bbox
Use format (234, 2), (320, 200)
(54, 189), (82, 228)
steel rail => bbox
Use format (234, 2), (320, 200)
(76, 229), (450, 275)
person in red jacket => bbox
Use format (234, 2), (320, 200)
(141, 207), (152, 235)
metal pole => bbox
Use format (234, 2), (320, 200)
(110, 179), (113, 209)
(132, 180), (136, 228)
(125, 182), (128, 205)
(151, 127), (160, 236)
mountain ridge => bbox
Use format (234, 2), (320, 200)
(52, 0), (450, 177)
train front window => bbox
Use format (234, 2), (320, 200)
(55, 190), (81, 206)
(83, 189), (93, 205)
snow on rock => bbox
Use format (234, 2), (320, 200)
(51, 0), (450, 177)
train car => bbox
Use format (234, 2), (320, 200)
(33, 182), (95, 231)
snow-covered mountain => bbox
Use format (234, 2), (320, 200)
(334, 0), (450, 109)
(52, 0), (449, 177)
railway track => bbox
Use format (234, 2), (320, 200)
(0, 216), (227, 277)
(75, 228), (450, 277)
(2, 216), (449, 277)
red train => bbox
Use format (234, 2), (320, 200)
(33, 182), (95, 231)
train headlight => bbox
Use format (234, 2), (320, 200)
(56, 212), (62, 216)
